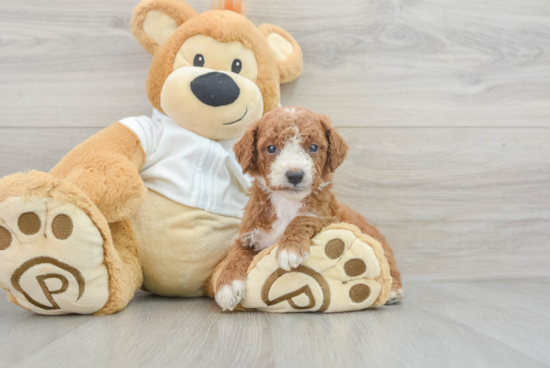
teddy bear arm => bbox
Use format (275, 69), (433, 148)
(49, 122), (147, 223)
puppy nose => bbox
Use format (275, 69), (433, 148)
(190, 72), (240, 107)
(286, 170), (304, 185)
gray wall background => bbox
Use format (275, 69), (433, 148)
(1, 0), (549, 281)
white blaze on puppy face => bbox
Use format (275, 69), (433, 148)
(268, 127), (314, 201)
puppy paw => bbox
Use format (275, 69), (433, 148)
(215, 280), (245, 311)
(277, 249), (309, 271)
(385, 288), (404, 305)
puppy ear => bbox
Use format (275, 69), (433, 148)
(319, 114), (349, 173)
(130, 0), (198, 54)
(234, 121), (260, 175)
(258, 24), (303, 84)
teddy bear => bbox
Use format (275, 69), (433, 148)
(0, 0), (402, 315)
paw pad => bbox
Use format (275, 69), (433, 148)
(0, 196), (109, 315)
(18, 212), (41, 235)
(324, 238), (345, 259)
(344, 258), (366, 277)
(52, 214), (73, 240)
(349, 283), (370, 303)
(0, 226), (11, 250)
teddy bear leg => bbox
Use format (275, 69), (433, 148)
(0, 171), (142, 315)
(336, 203), (404, 304)
(203, 258), (226, 299)
(237, 223), (393, 313)
(100, 219), (144, 314)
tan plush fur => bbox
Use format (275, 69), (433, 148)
(131, 0), (198, 54)
(0, 171), (143, 315)
(323, 223), (392, 307)
(214, 107), (402, 295)
(131, 3), (303, 116)
(258, 24), (303, 84)
(131, 190), (241, 297)
(49, 123), (147, 224)
(0, 0), (305, 315)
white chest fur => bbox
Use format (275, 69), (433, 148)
(245, 192), (304, 252)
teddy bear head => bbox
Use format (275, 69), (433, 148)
(130, 0), (303, 140)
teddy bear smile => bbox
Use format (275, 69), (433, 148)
(223, 107), (248, 125)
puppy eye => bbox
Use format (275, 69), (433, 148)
(231, 59), (242, 74)
(309, 144), (319, 153)
(266, 145), (277, 155)
(194, 54), (205, 67)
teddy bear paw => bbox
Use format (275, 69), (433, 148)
(0, 174), (110, 315)
(239, 223), (393, 313)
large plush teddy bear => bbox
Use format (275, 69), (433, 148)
(0, 0), (402, 315)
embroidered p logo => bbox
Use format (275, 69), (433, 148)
(11, 256), (85, 311)
(261, 265), (331, 312)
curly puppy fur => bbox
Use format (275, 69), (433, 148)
(215, 107), (402, 310)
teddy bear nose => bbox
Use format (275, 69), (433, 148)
(286, 170), (304, 185)
(190, 72), (240, 107)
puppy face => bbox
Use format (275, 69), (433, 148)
(235, 107), (349, 201)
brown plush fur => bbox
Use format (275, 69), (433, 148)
(215, 107), (402, 293)
(49, 123), (147, 224)
(0, 171), (143, 315)
(131, 0), (198, 55)
(1, 0), (305, 314)
(258, 24), (303, 84)
(130, 1), (303, 116)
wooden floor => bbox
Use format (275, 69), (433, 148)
(0, 279), (548, 368)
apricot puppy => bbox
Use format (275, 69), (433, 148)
(215, 107), (402, 311)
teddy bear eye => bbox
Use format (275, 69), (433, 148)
(309, 144), (319, 153)
(266, 145), (277, 154)
(231, 59), (242, 74)
(194, 54), (205, 67)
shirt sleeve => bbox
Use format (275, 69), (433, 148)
(119, 116), (162, 158)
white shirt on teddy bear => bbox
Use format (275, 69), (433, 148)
(120, 109), (251, 219)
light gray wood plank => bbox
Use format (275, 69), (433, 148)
(0, 297), (95, 366)
(412, 280), (550, 365)
(0, 128), (101, 177)
(0, 0), (152, 127)
(334, 127), (550, 280)
(2, 282), (548, 368)
(1, 127), (549, 280)
(2, 0), (550, 127)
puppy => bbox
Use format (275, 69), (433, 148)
(215, 106), (402, 311)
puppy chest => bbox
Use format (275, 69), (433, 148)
(251, 193), (304, 251)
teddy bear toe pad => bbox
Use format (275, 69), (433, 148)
(240, 223), (392, 313)
(0, 196), (109, 315)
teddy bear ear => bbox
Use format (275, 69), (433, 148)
(258, 24), (303, 84)
(130, 0), (198, 54)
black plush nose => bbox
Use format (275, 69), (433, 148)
(190, 72), (240, 107)
(286, 170), (304, 185)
